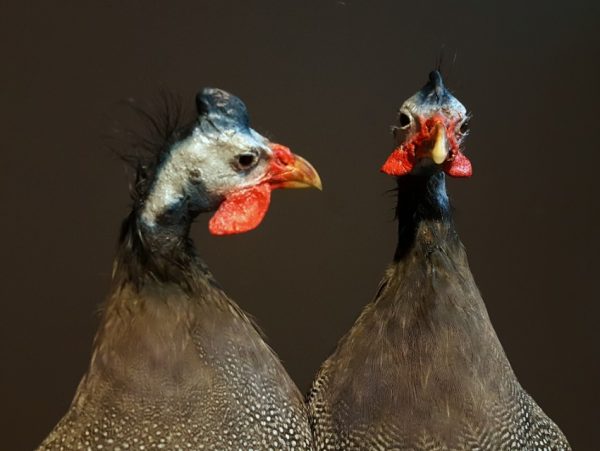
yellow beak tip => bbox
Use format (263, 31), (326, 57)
(431, 125), (449, 165)
(313, 175), (323, 191)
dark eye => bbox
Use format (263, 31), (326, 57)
(460, 120), (470, 134)
(235, 151), (259, 170)
(398, 112), (412, 129)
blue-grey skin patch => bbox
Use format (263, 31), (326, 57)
(403, 71), (467, 121)
(140, 89), (275, 228)
(393, 71), (470, 175)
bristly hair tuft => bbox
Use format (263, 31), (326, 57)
(434, 46), (458, 87)
(106, 90), (195, 207)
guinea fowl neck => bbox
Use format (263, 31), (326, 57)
(86, 193), (224, 388)
(394, 172), (453, 260)
(113, 198), (206, 293)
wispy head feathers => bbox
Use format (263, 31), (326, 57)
(434, 47), (457, 85)
(108, 91), (195, 207)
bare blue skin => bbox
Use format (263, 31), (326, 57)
(38, 89), (315, 451)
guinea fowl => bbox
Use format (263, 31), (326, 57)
(308, 71), (570, 450)
(40, 88), (320, 450)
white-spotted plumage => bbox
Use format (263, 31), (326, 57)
(39, 88), (315, 451)
(307, 73), (569, 451)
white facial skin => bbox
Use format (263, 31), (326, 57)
(140, 126), (274, 227)
(394, 93), (468, 147)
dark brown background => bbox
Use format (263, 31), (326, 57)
(1, 1), (598, 449)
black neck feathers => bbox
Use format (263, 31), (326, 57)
(113, 209), (206, 293)
(394, 172), (453, 260)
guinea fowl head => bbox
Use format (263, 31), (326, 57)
(381, 71), (472, 178)
(139, 88), (321, 236)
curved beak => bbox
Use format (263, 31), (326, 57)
(426, 121), (473, 177)
(430, 122), (449, 164)
(268, 144), (323, 190)
(414, 121), (450, 165)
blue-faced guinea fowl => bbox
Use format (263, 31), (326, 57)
(307, 71), (570, 450)
(39, 88), (321, 450)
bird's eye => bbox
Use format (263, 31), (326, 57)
(235, 151), (259, 170)
(398, 112), (412, 129)
(460, 120), (470, 134)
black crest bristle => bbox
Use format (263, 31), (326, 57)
(107, 90), (193, 206)
(434, 47), (458, 89)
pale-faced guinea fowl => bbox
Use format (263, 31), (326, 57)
(39, 88), (321, 450)
(307, 71), (570, 450)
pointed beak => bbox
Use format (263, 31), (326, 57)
(428, 122), (449, 164)
(426, 121), (473, 177)
(277, 154), (323, 190)
(268, 144), (323, 190)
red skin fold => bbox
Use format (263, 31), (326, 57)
(209, 183), (272, 236)
(270, 144), (295, 166)
(208, 144), (295, 236)
(381, 115), (472, 178)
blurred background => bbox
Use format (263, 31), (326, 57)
(1, 1), (598, 449)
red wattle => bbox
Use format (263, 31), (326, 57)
(445, 151), (473, 177)
(209, 184), (272, 235)
(381, 147), (414, 176)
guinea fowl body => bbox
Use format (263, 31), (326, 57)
(39, 89), (318, 450)
(308, 74), (569, 450)
(41, 220), (312, 450)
